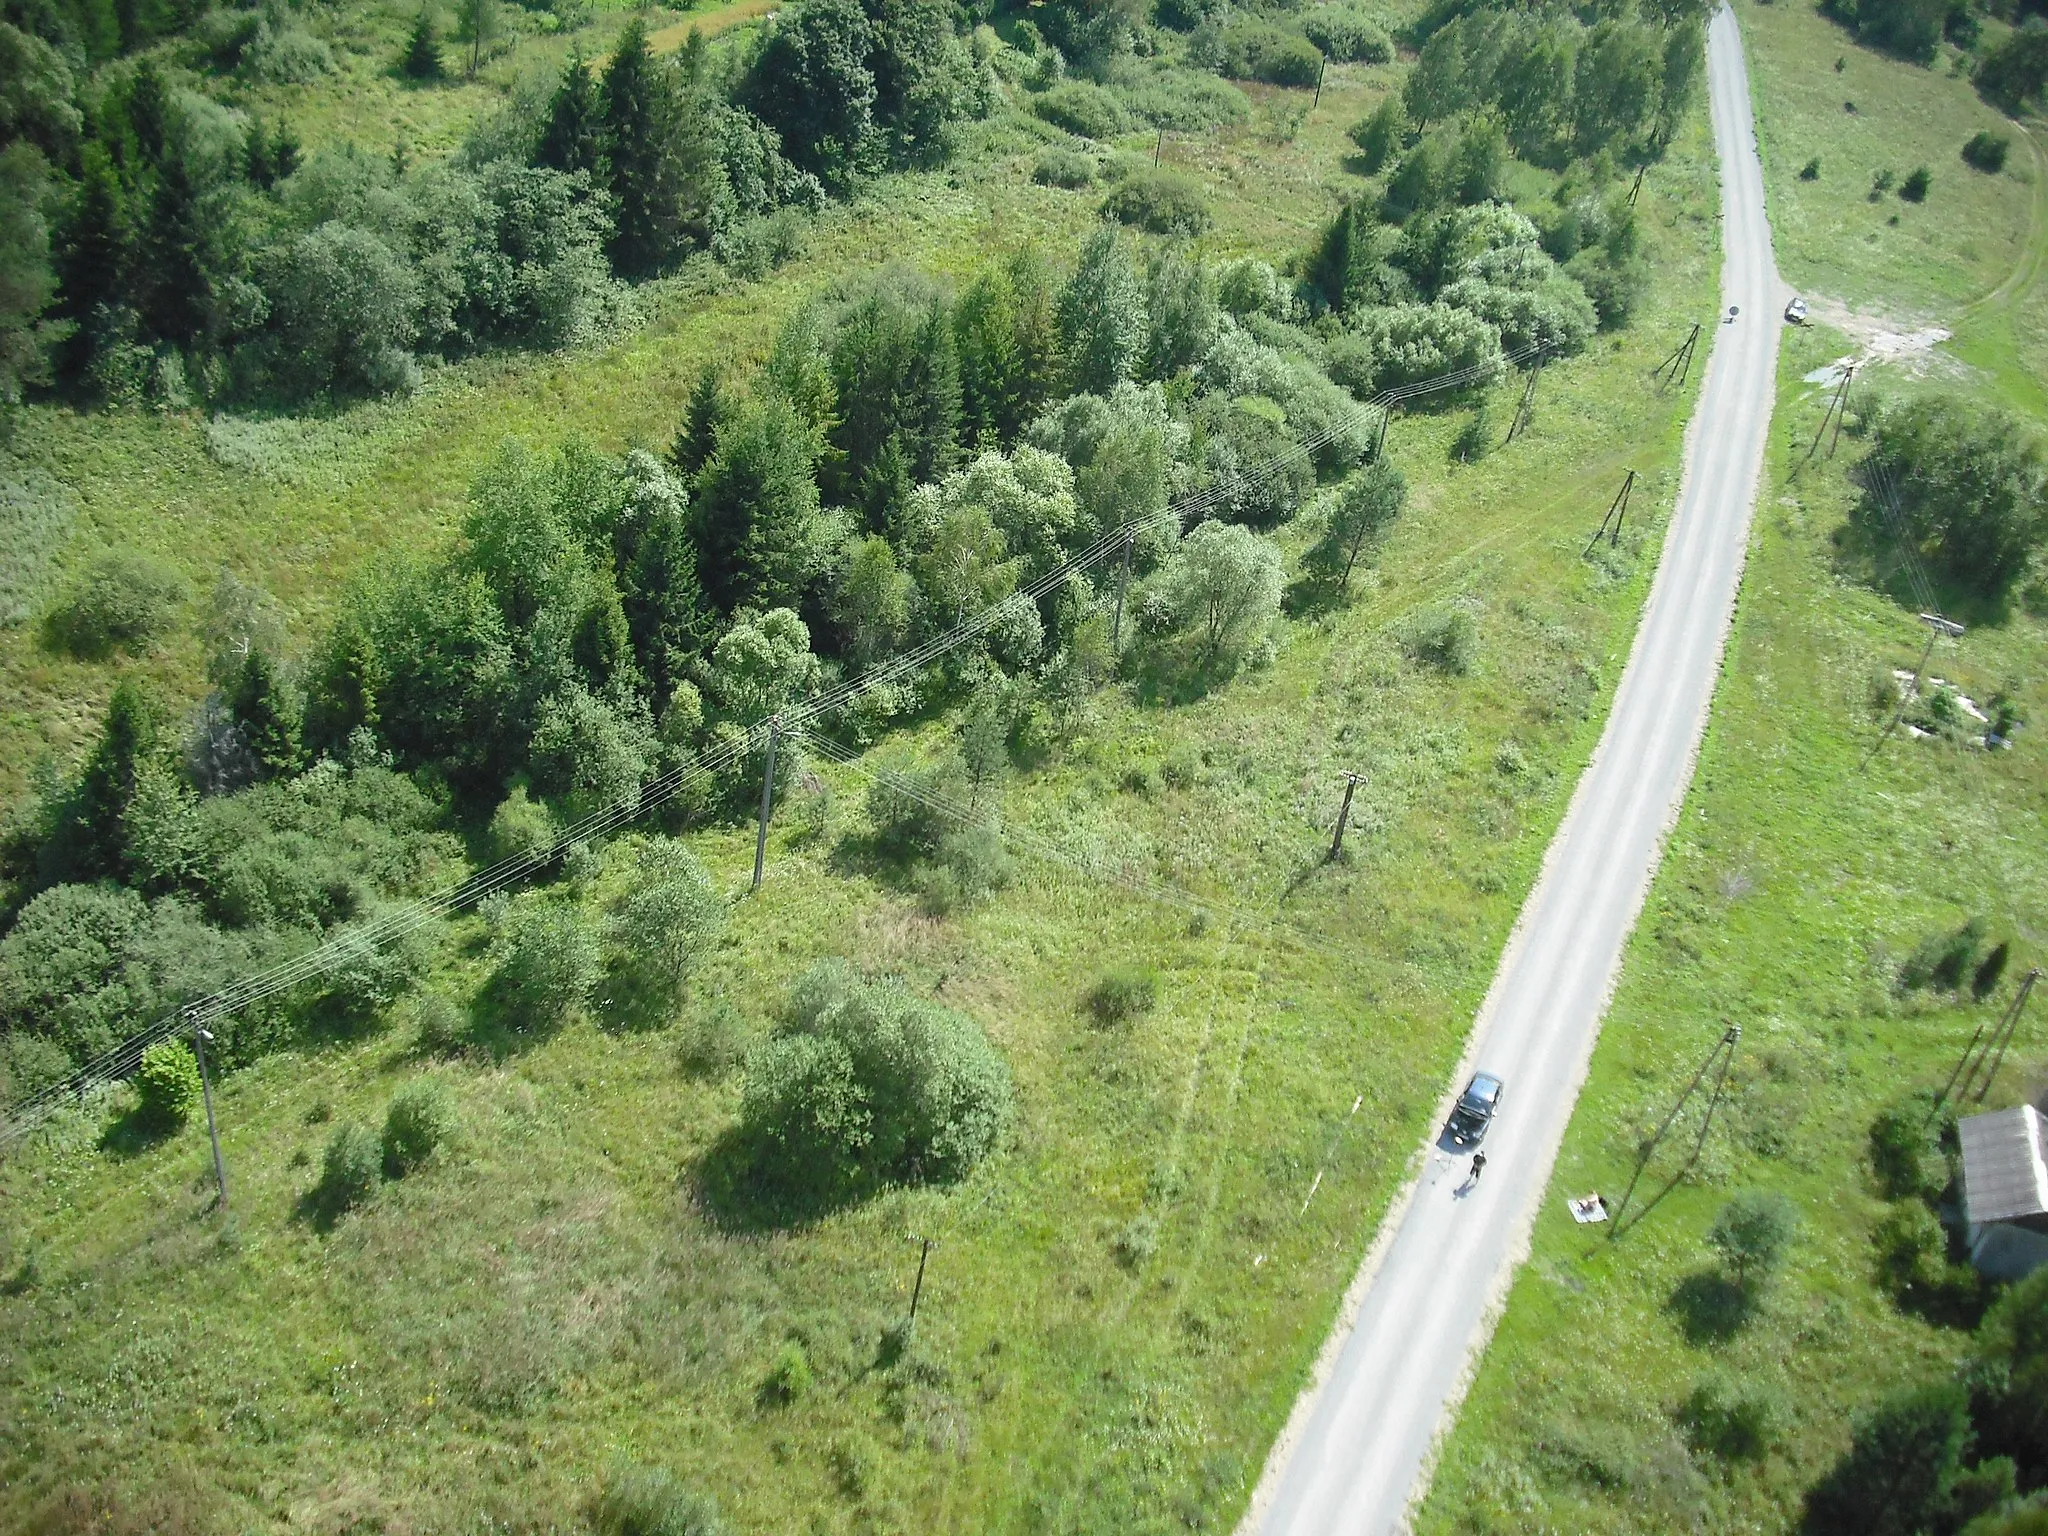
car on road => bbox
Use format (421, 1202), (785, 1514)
(1446, 1073), (1504, 1146)
(1784, 296), (1809, 324)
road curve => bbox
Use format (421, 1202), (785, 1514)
(1244, 11), (1782, 1533)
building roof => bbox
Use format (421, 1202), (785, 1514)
(1961, 1105), (2048, 1227)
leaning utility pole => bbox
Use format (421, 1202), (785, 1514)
(1626, 164), (1645, 207)
(1803, 363), (1855, 465)
(907, 1234), (935, 1324)
(1503, 357), (1543, 445)
(752, 716), (781, 892)
(1313, 54), (1326, 108)
(1863, 612), (1965, 769)
(1329, 771), (1366, 861)
(1584, 469), (1637, 555)
(1369, 407), (1391, 463)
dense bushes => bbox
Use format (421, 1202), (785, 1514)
(1101, 167), (1211, 235)
(736, 961), (1012, 1203)
(1033, 82), (1128, 139)
(1301, 6), (1393, 63)
(381, 1078), (454, 1175)
(1963, 131), (2011, 173)
(1211, 22), (1324, 87)
(133, 1039), (200, 1129)
(42, 549), (187, 657)
(1856, 394), (2047, 601)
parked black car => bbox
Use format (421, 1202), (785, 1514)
(1447, 1073), (1504, 1146)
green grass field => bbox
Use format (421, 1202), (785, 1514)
(1415, 5), (2048, 1531)
(0, 39), (1736, 1533)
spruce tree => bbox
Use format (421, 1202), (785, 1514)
(955, 267), (1021, 448)
(537, 49), (600, 179)
(226, 646), (305, 779)
(139, 151), (209, 349)
(57, 145), (128, 330)
(59, 678), (157, 880)
(244, 117), (276, 188)
(671, 362), (732, 479)
(401, 10), (444, 80)
(271, 121), (302, 182)
(691, 392), (827, 614)
(899, 304), (962, 486)
(624, 503), (715, 705)
(126, 61), (169, 165)
(1058, 227), (1149, 398)
(600, 19), (674, 276)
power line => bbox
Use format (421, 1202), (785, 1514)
(0, 340), (1555, 1152)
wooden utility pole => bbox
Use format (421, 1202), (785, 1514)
(1155, 128), (1164, 166)
(1111, 529), (1136, 649)
(908, 1235), (934, 1323)
(1609, 1023), (1741, 1235)
(1313, 54), (1326, 108)
(1652, 322), (1701, 390)
(1627, 164), (1646, 207)
(752, 716), (781, 892)
(1948, 968), (2041, 1107)
(1804, 363), (1855, 464)
(1503, 358), (1543, 445)
(192, 1023), (229, 1215)
(1370, 407), (1391, 462)
(1329, 772), (1366, 861)
(1584, 469), (1637, 555)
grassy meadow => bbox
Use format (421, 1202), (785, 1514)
(0, 14), (1736, 1532)
(1415, 4), (2048, 1531)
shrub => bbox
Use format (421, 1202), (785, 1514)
(1874, 1198), (1947, 1295)
(1678, 1372), (1787, 1460)
(1803, 1384), (1972, 1536)
(382, 1078), (454, 1176)
(681, 999), (748, 1076)
(1345, 303), (1504, 395)
(1870, 1091), (1952, 1200)
(608, 839), (726, 1009)
(1901, 165), (1931, 202)
(866, 753), (971, 860)
(1800, 156), (1821, 180)
(414, 991), (470, 1055)
(486, 899), (600, 1034)
(1452, 404), (1492, 463)
(738, 962), (1013, 1200)
(314, 1122), (382, 1215)
(1300, 6), (1392, 63)
(1397, 603), (1478, 674)
(1707, 1190), (1798, 1288)
(1901, 917), (1986, 992)
(1113, 1210), (1160, 1267)
(1101, 168), (1211, 236)
(1963, 130), (2010, 173)
(1088, 965), (1158, 1023)
(761, 1340), (812, 1405)
(133, 1040), (201, 1131)
(1349, 97), (1406, 174)
(917, 823), (1014, 916)
(593, 1462), (726, 1536)
(1118, 72), (1250, 131)
(1033, 82), (1128, 139)
(1154, 518), (1286, 675)
(1216, 21), (1324, 86)
(1033, 148), (1097, 188)
(42, 550), (187, 658)
(0, 1033), (72, 1108)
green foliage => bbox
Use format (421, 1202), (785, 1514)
(314, 1121), (382, 1217)
(1873, 1198), (1950, 1299)
(1870, 1090), (1952, 1200)
(866, 751), (972, 859)
(1152, 518), (1284, 676)
(133, 1039), (200, 1130)
(822, 272), (962, 518)
(1343, 303), (1505, 396)
(1900, 916), (1987, 992)
(608, 837), (725, 1011)
(1308, 460), (1406, 594)
(1706, 1190), (1798, 1288)
(487, 784), (558, 866)
(382, 1078), (454, 1175)
(954, 251), (1062, 448)
(1974, 1267), (2048, 1488)
(761, 1340), (812, 1404)
(486, 897), (599, 1034)
(1901, 165), (1931, 202)
(1059, 226), (1150, 398)
(1214, 21), (1323, 87)
(1033, 148), (1096, 188)
(1397, 602), (1479, 674)
(401, 10), (443, 80)
(42, 548), (186, 658)
(1803, 1383), (1972, 1535)
(692, 393), (829, 614)
(1086, 965), (1157, 1024)
(1977, 21), (2048, 116)
(1677, 1372), (1787, 1461)
(1962, 131), (2010, 174)
(1302, 7), (1392, 63)
(1032, 82), (1128, 139)
(0, 141), (56, 413)
(1825, 0), (1946, 64)
(413, 991), (470, 1056)
(528, 684), (655, 817)
(1101, 168), (1211, 236)
(594, 1462), (727, 1536)
(737, 961), (1012, 1202)
(1350, 98), (1408, 175)
(916, 821), (1013, 915)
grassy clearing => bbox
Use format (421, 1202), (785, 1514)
(0, 83), (1727, 1536)
(1414, 10), (2048, 1532)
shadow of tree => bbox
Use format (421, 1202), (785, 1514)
(97, 1109), (177, 1160)
(1667, 1269), (1759, 1345)
(695, 1125), (882, 1235)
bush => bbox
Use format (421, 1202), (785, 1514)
(1800, 156), (1821, 180)
(382, 1078), (454, 1176)
(314, 1121), (382, 1216)
(1678, 1372), (1787, 1460)
(1153, 518), (1286, 675)
(1963, 131), (2011, 173)
(1707, 1190), (1798, 1288)
(1300, 6), (1393, 63)
(1215, 21), (1324, 86)
(917, 823), (1013, 915)
(1087, 965), (1158, 1023)
(593, 1462), (726, 1536)
(133, 1040), (201, 1131)
(608, 838), (726, 1009)
(1033, 148), (1097, 188)
(414, 991), (470, 1055)
(1901, 165), (1931, 202)
(1101, 168), (1212, 236)
(1804, 1383), (1972, 1535)
(1117, 71), (1250, 131)
(737, 962), (1012, 1200)
(42, 550), (187, 658)
(1870, 1091), (1952, 1201)
(1901, 917), (1986, 992)
(761, 1339), (812, 1405)
(866, 753), (971, 860)
(1397, 603), (1478, 674)
(1875, 1198), (1948, 1295)
(1033, 82), (1128, 139)
(1345, 303), (1504, 395)
(486, 899), (599, 1034)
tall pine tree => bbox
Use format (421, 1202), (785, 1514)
(139, 151), (209, 349)
(58, 145), (127, 327)
(671, 362), (732, 478)
(600, 20), (674, 276)
(226, 646), (304, 780)
(691, 392), (827, 614)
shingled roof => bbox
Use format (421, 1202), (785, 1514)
(1961, 1105), (2048, 1230)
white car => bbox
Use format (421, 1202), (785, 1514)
(1784, 296), (1809, 324)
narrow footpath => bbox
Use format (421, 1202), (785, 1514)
(1245, 9), (1784, 1531)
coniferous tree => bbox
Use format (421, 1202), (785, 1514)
(244, 117), (276, 188)
(672, 362), (733, 479)
(1058, 226), (1149, 397)
(537, 49), (600, 179)
(226, 646), (304, 780)
(126, 61), (169, 165)
(691, 392), (828, 613)
(401, 10), (444, 80)
(899, 305), (962, 485)
(271, 121), (302, 182)
(955, 266), (1022, 448)
(624, 504), (715, 705)
(56, 146), (129, 378)
(601, 20), (674, 276)
(139, 151), (209, 349)
(52, 678), (158, 880)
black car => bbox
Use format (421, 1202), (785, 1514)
(1446, 1073), (1504, 1146)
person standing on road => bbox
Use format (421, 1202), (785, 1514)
(1469, 1151), (1487, 1183)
